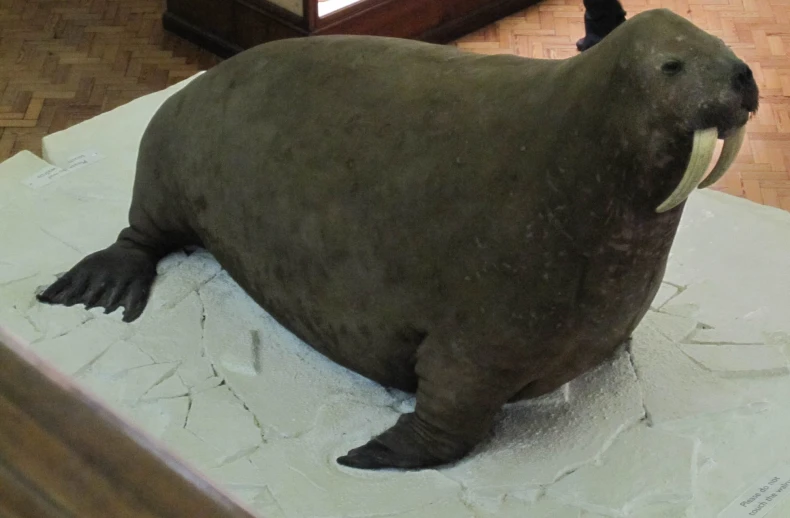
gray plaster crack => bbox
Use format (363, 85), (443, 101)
(196, 287), (209, 360)
(687, 436), (701, 511)
(217, 376), (267, 441)
(72, 339), (121, 377)
(192, 289), (264, 440)
(183, 394), (194, 429)
(287, 465), (329, 494)
(648, 321), (700, 345)
(677, 343), (789, 378)
(440, 465), (534, 516)
(26, 311), (95, 346)
(253, 487), (287, 517)
(626, 342), (652, 426)
(23, 313), (42, 335)
(689, 339), (765, 346)
(18, 290), (41, 312)
(679, 352), (721, 374)
(0, 271), (39, 288)
(659, 280), (687, 292)
(456, 480), (509, 516)
(677, 322), (715, 343)
(107, 360), (160, 377)
(550, 412), (649, 493)
(159, 269), (222, 313)
(175, 426), (235, 466)
(38, 226), (83, 255)
(550, 462), (586, 488)
(650, 282), (685, 311)
(138, 362), (183, 400)
(621, 491), (692, 517)
(142, 392), (190, 402)
(217, 445), (262, 468)
(134, 346), (157, 366)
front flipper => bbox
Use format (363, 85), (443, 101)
(338, 333), (525, 470)
(37, 242), (159, 322)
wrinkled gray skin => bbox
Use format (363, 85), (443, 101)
(38, 9), (758, 470)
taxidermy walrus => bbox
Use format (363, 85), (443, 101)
(38, 8), (758, 470)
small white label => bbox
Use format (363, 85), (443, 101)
(23, 164), (68, 189)
(65, 149), (104, 171)
(719, 463), (790, 518)
(23, 149), (105, 189)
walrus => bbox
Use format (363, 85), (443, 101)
(37, 8), (758, 470)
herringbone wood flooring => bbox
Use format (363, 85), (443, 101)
(0, 0), (219, 160)
(1, 0), (788, 211)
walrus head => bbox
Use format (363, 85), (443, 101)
(597, 9), (759, 213)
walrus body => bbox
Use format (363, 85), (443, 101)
(38, 9), (758, 469)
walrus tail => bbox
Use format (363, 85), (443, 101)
(36, 239), (162, 323)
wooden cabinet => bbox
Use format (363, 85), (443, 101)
(0, 329), (255, 518)
(163, 0), (541, 57)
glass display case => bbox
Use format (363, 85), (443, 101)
(163, 0), (542, 57)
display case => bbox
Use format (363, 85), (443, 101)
(163, 0), (541, 57)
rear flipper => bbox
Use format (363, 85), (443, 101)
(37, 242), (160, 322)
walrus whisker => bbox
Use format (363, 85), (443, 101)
(655, 127), (718, 213)
(698, 124), (747, 189)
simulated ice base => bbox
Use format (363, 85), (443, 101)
(1, 73), (790, 518)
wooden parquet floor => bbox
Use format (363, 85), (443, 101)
(1, 0), (788, 211)
(0, 0), (219, 160)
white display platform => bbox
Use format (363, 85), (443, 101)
(1, 73), (789, 518)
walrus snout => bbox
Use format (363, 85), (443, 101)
(705, 60), (759, 136)
(656, 59), (758, 213)
(733, 62), (758, 101)
(732, 61), (759, 113)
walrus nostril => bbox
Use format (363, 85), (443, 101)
(732, 62), (754, 91)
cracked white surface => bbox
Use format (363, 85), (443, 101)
(650, 283), (679, 310)
(547, 425), (698, 515)
(1, 75), (790, 517)
(679, 344), (789, 378)
(185, 385), (263, 465)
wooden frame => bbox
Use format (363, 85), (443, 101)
(0, 327), (257, 518)
(163, 0), (542, 57)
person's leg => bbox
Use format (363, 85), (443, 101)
(576, 0), (626, 51)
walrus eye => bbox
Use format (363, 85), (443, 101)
(661, 60), (684, 76)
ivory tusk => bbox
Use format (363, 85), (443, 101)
(655, 127), (718, 213)
(697, 124), (747, 189)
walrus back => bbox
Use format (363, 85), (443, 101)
(134, 37), (582, 382)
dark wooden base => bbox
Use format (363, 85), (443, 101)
(164, 0), (542, 58)
(0, 328), (257, 518)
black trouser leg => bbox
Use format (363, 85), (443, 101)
(576, 0), (626, 51)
